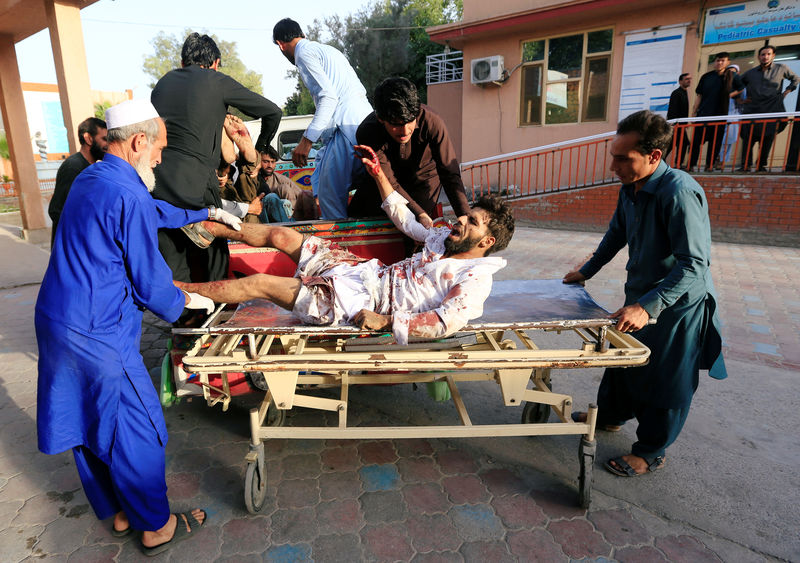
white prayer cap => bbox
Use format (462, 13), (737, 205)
(728, 64), (740, 72)
(104, 99), (160, 130)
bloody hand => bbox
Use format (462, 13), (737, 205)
(354, 145), (381, 176)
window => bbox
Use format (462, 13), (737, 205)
(520, 29), (613, 126)
(277, 130), (322, 161)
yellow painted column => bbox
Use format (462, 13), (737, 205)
(0, 35), (48, 240)
(45, 0), (93, 154)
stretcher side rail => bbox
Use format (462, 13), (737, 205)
(182, 339), (649, 372)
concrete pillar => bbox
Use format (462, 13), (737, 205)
(0, 35), (48, 241)
(45, 0), (93, 154)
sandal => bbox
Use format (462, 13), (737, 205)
(142, 510), (207, 557)
(111, 526), (132, 538)
(605, 455), (665, 477)
(571, 411), (622, 432)
(180, 223), (215, 249)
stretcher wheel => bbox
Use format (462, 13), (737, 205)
(521, 402), (550, 424)
(265, 401), (287, 427)
(520, 381), (553, 424)
(578, 437), (595, 509)
(244, 460), (267, 513)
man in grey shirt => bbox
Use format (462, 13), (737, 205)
(739, 45), (799, 171)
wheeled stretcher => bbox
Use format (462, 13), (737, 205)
(172, 279), (650, 511)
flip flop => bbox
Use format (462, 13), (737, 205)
(181, 223), (215, 249)
(111, 526), (132, 538)
(571, 411), (622, 432)
(605, 455), (665, 477)
(142, 510), (207, 557)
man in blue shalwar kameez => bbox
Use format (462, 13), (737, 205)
(35, 100), (240, 556)
(273, 18), (372, 220)
(564, 110), (727, 477)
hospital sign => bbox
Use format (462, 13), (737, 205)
(703, 0), (800, 44)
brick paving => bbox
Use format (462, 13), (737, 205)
(0, 221), (795, 561)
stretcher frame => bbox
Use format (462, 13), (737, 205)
(174, 280), (650, 511)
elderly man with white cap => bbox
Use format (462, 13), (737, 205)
(35, 99), (237, 556)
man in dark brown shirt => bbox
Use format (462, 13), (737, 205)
(348, 77), (470, 227)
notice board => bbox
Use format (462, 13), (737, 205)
(619, 28), (687, 121)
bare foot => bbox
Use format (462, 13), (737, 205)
(113, 511), (129, 533)
(141, 509), (206, 548)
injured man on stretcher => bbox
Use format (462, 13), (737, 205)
(176, 145), (515, 345)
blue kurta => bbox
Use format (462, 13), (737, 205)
(36, 153), (207, 460)
(580, 160), (726, 409)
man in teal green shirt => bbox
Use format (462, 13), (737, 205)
(564, 110), (726, 477)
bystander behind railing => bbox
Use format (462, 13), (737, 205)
(670, 112), (799, 173)
(461, 112), (800, 201)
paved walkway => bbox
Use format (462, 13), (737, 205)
(0, 217), (797, 562)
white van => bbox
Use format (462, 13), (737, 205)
(244, 114), (321, 160)
(243, 114), (320, 190)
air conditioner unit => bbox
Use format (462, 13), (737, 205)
(471, 55), (505, 85)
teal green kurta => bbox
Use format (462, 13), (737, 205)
(580, 160), (726, 409)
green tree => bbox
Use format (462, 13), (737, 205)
(0, 131), (9, 161)
(142, 29), (263, 95)
(404, 0), (463, 100)
(282, 70), (316, 116)
(283, 0), (462, 114)
(94, 100), (112, 120)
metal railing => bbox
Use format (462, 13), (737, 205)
(460, 132), (617, 201)
(0, 178), (56, 197)
(460, 112), (800, 201)
(669, 112), (800, 173)
(426, 50), (463, 85)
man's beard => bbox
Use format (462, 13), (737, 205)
(443, 233), (481, 255)
(133, 154), (156, 192)
(89, 139), (105, 161)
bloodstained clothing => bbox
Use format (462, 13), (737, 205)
(291, 191), (505, 344)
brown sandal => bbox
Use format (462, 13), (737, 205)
(605, 455), (665, 477)
(180, 223), (215, 249)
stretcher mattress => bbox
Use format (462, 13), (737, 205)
(180, 279), (614, 336)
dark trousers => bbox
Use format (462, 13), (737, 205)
(597, 367), (692, 460)
(739, 120), (777, 170)
(689, 122), (725, 169)
(788, 122), (800, 172)
(157, 227), (229, 284)
(666, 129), (691, 168)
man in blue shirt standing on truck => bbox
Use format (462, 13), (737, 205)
(564, 110), (726, 478)
(273, 18), (372, 219)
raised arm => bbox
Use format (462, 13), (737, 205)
(355, 145), (429, 242)
(355, 118), (429, 222)
(224, 114), (257, 164)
